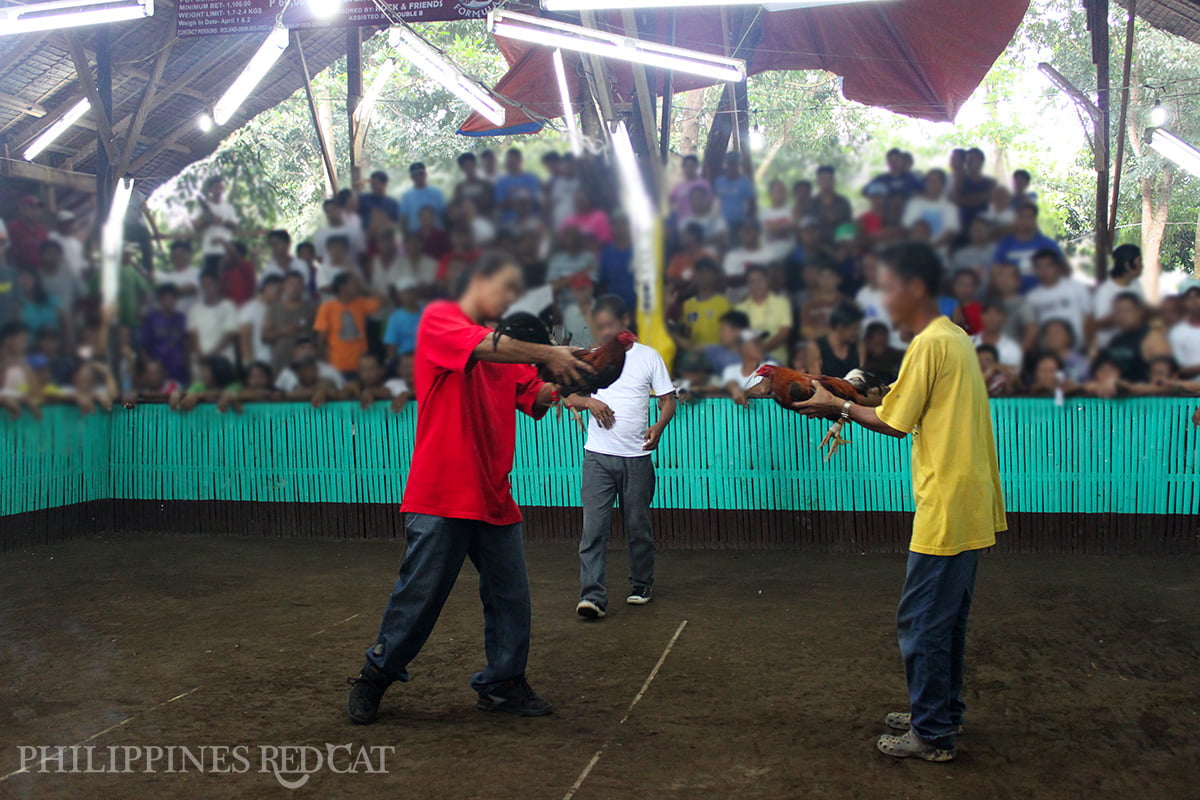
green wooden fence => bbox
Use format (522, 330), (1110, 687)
(2, 398), (1197, 517)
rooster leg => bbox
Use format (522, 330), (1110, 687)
(569, 404), (587, 432)
(818, 419), (852, 461)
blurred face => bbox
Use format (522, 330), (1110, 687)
(247, 366), (271, 390)
(952, 272), (979, 301)
(359, 356), (384, 386)
(371, 176), (387, 194)
(1041, 321), (1073, 352)
(719, 322), (741, 348)
(1015, 206), (1038, 235)
(977, 349), (997, 372)
(1013, 173), (1030, 193)
(293, 341), (316, 360)
(746, 269), (769, 299)
(297, 245), (316, 263)
(481, 151), (496, 173)
(297, 363), (318, 386)
(471, 263), (524, 321)
(327, 241), (349, 263)
(865, 329), (888, 356)
(284, 275), (304, 299)
(1184, 291), (1200, 318)
(1112, 297), (1143, 331)
(925, 172), (946, 197)
(171, 247), (192, 270)
(397, 354), (415, 384)
(1034, 356), (1059, 389)
(262, 282), (282, 304)
(817, 267), (840, 292)
(969, 218), (991, 245)
(200, 275), (220, 301)
(411, 169), (427, 188)
(505, 151), (522, 173)
(690, 188), (711, 214)
(741, 337), (764, 363)
(269, 237), (288, 257)
(144, 361), (166, 388)
(337, 275), (360, 299)
(40, 245), (62, 269)
(695, 267), (718, 293)
(592, 308), (626, 345)
(993, 186), (1012, 208)
(376, 230), (397, 257)
(880, 264), (922, 329)
(159, 291), (178, 312)
(740, 225), (760, 250)
(1094, 361), (1121, 383)
(817, 171), (834, 192)
(18, 271), (35, 294)
(1149, 360), (1175, 383)
(982, 305), (1005, 334)
(460, 158), (477, 178)
(965, 151), (984, 174)
(992, 264), (1019, 294)
(208, 180), (225, 200)
(1033, 255), (1060, 285)
(769, 181), (786, 207)
(324, 203), (342, 224)
(682, 158), (699, 179)
(793, 182), (812, 206)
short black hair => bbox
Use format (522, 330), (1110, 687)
(336, 188), (354, 207)
(684, 222), (706, 242)
(260, 274), (284, 291)
(322, 198), (338, 210)
(864, 321), (890, 339)
(325, 234), (350, 250)
(719, 310), (750, 329)
(1032, 247), (1064, 269)
(1111, 243), (1141, 277)
(1015, 200), (1039, 216)
(199, 266), (221, 284)
(170, 239), (193, 254)
(370, 170), (389, 182)
(816, 165), (835, 176)
(457, 152), (477, 167)
(682, 154), (699, 164)
(0, 321), (29, 342)
(155, 283), (180, 299)
(267, 229), (290, 245)
(879, 242), (944, 297)
(39, 239), (63, 254)
(1012, 169), (1031, 182)
(966, 147), (985, 159)
(506, 147), (522, 158)
(296, 241), (315, 255)
(455, 251), (519, 298)
(693, 256), (721, 275)
(593, 294), (628, 321)
(1113, 290), (1143, 308)
(830, 301), (864, 329)
(331, 272), (355, 294)
(975, 343), (999, 360)
(201, 355), (236, 389)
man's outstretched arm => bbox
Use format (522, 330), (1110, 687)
(791, 382), (908, 439)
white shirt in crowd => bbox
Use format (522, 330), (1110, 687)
(187, 299), (238, 362)
(721, 359), (777, 392)
(547, 177), (580, 232)
(313, 219), (367, 262)
(970, 332), (1023, 368)
(49, 232), (88, 277)
(902, 196), (960, 239)
(1025, 278), (1093, 344)
(238, 299), (271, 364)
(1168, 321), (1200, 370)
(1092, 278), (1144, 348)
(855, 284), (907, 351)
(199, 199), (238, 256)
(722, 247), (775, 279)
(261, 256), (308, 281)
(276, 362), (347, 392)
(584, 342), (675, 459)
(155, 267), (201, 313)
(385, 378), (409, 397)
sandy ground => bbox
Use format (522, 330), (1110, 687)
(0, 534), (1197, 800)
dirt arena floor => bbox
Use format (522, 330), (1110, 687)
(0, 534), (1197, 800)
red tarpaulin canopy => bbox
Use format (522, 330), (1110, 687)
(459, 0), (1030, 136)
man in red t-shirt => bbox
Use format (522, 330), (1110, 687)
(347, 253), (591, 724)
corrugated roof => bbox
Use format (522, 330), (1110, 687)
(0, 0), (374, 195)
(1118, 0), (1200, 42)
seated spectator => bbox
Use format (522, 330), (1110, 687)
(1101, 292), (1171, 382)
(313, 272), (381, 379)
(282, 355), (342, 408)
(348, 352), (407, 410)
(382, 279), (424, 359)
(723, 220), (774, 298)
(713, 151), (756, 232)
(415, 205), (452, 261)
(276, 337), (345, 393)
(798, 261), (847, 341)
(140, 284), (190, 384)
(1024, 248), (1093, 352)
(217, 361), (281, 413)
(902, 168), (958, 249)
(787, 217), (833, 299)
(806, 166), (853, 244)
(126, 358), (182, 403)
(547, 223), (596, 291)
(495, 147), (542, 223)
(1094, 244), (1145, 348)
(70, 360), (117, 416)
(992, 202), (1062, 276)
(238, 275), (282, 367)
(399, 162), (446, 234)
(1127, 355), (1200, 396)
(313, 198), (366, 263)
(262, 230), (306, 281)
(9, 195), (48, 270)
(453, 152), (496, 218)
(804, 300), (861, 378)
(359, 170), (401, 234)
(760, 178), (795, 260)
(724, 330), (775, 406)
(987, 261), (1037, 345)
(952, 147), (997, 233)
(863, 147), (923, 203)
(666, 222), (716, 285)
(560, 189), (612, 246)
(1168, 279), (1200, 378)
(1037, 318), (1090, 384)
(597, 214), (635, 311)
(1079, 353), (1126, 399)
(981, 185), (1016, 233)
(33, 328), (75, 387)
(705, 309), (750, 374)
(856, 184), (893, 247)
(1022, 351), (1069, 398)
(1011, 168), (1037, 207)
(187, 268), (239, 366)
(971, 301), (1022, 371)
(949, 268), (984, 335)
(678, 258), (731, 349)
(560, 274), (596, 348)
(976, 344), (1013, 397)
(674, 348), (719, 402)
(17, 268), (63, 337)
(437, 226), (481, 286)
(860, 321), (904, 383)
(790, 180), (813, 228)
(681, 184), (728, 249)
(263, 271), (316, 374)
(950, 216), (995, 286)
(37, 239), (84, 339)
(737, 266), (792, 364)
(669, 154), (709, 222)
(0, 322), (40, 418)
(314, 235), (360, 298)
(169, 355), (238, 411)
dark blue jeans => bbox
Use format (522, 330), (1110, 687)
(897, 548), (980, 750)
(364, 513), (532, 694)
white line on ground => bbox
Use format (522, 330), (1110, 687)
(311, 612), (361, 637)
(0, 687), (201, 783)
(562, 619), (689, 800)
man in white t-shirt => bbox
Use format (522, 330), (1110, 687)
(970, 302), (1022, 370)
(49, 211), (88, 277)
(261, 230), (308, 280)
(902, 169), (959, 248)
(194, 177), (238, 270)
(313, 199), (366, 263)
(238, 274), (282, 366)
(568, 295), (676, 618)
(1093, 244), (1144, 348)
(1025, 248), (1093, 351)
(1169, 280), (1200, 378)
(275, 336), (347, 392)
(186, 268), (239, 365)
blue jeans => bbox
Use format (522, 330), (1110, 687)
(364, 513), (532, 694)
(896, 549), (980, 749)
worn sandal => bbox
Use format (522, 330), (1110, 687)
(876, 729), (956, 762)
(885, 712), (964, 736)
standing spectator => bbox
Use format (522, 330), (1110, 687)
(987, 262), (1037, 346)
(722, 220), (774, 296)
(806, 166), (853, 244)
(861, 321), (905, 382)
(263, 271), (316, 373)
(453, 152), (496, 218)
(864, 148), (923, 200)
(399, 162), (446, 234)
(679, 259), (731, 348)
(737, 266), (792, 364)
(546, 224), (596, 290)
(219, 242), (257, 307)
(315, 235), (360, 297)
(479, 147), (498, 180)
(902, 169), (959, 249)
(17, 268), (63, 337)
(1024, 248), (1092, 352)
(724, 330), (774, 405)
(543, 152), (580, 233)
(970, 302), (1023, 371)
(951, 147), (996, 234)
(791, 180), (814, 228)
(806, 301), (862, 378)
(383, 279), (424, 359)
(157, 240), (201, 311)
(187, 268), (239, 365)
(569, 294), (676, 617)
(8, 195), (48, 270)
(713, 151), (756, 233)
(597, 214), (635, 311)
(313, 198), (366, 263)
(560, 190), (612, 246)
(49, 211), (88, 278)
(195, 177), (238, 272)
(140, 284), (190, 384)
(359, 170), (401, 234)
(1035, 319), (1090, 384)
(261, 230), (307, 280)
(238, 275), (282, 367)
(680, 185), (728, 249)
(705, 309), (750, 374)
(760, 178), (795, 260)
(1094, 244), (1144, 348)
(37, 240), (84, 346)
(313, 272), (381, 378)
(1101, 293), (1170, 382)
(1168, 280), (1200, 378)
(495, 147), (542, 223)
(669, 154), (709, 221)
(950, 217), (995, 285)
(1011, 169), (1037, 207)
(992, 202), (1061, 276)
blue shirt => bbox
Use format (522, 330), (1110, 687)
(992, 233), (1062, 275)
(495, 173), (542, 220)
(383, 306), (424, 355)
(713, 174), (755, 229)
(359, 193), (401, 226)
(597, 244), (636, 311)
(398, 187), (446, 232)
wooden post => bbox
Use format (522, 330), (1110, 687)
(659, 11), (676, 164)
(296, 32), (339, 194)
(346, 27), (363, 192)
(1109, 0), (1135, 246)
(1089, 0), (1111, 281)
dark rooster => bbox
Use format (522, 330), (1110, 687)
(750, 365), (888, 460)
(492, 312), (638, 427)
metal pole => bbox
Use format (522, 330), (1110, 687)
(346, 26), (363, 192)
(1109, 0), (1135, 246)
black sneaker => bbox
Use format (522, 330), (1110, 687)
(626, 586), (652, 605)
(475, 677), (553, 717)
(346, 663), (392, 725)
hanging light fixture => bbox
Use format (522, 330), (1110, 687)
(213, 23), (291, 126)
(2, 0), (154, 36)
(541, 0), (889, 11)
(101, 176), (135, 315)
(23, 98), (91, 161)
(551, 49), (583, 156)
(388, 26), (507, 126)
(1146, 128), (1200, 177)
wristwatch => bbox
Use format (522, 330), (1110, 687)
(840, 400), (853, 420)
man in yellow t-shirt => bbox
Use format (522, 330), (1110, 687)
(795, 242), (1006, 763)
(736, 266), (793, 364)
(681, 259), (731, 347)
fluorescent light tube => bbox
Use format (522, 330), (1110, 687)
(23, 98), (91, 161)
(1147, 128), (1200, 178)
(488, 10), (746, 83)
(551, 49), (582, 155)
(543, 0), (884, 9)
(388, 26), (507, 126)
(101, 177), (135, 313)
(354, 59), (397, 125)
(213, 24), (290, 126)
(1, 0), (153, 36)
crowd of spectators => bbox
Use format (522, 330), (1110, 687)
(2, 143), (1199, 419)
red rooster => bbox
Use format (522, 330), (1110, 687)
(750, 365), (885, 459)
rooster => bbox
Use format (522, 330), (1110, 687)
(750, 365), (888, 460)
(492, 311), (637, 428)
